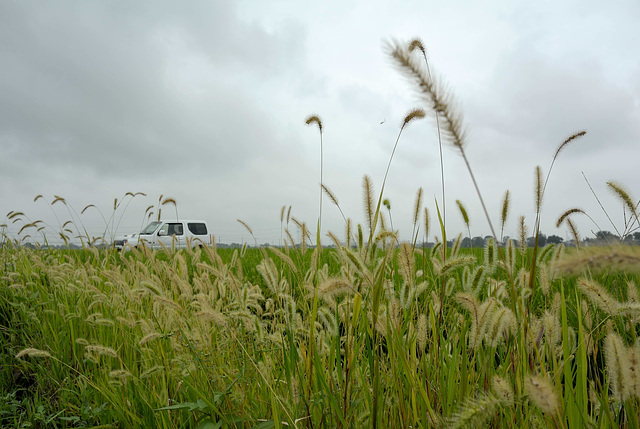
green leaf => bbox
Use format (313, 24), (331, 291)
(435, 199), (447, 260)
(195, 421), (222, 429)
(155, 402), (200, 412)
(252, 421), (276, 429)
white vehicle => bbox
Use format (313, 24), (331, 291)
(114, 220), (212, 250)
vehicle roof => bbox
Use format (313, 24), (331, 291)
(148, 220), (208, 223)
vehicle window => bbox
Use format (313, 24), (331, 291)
(168, 223), (184, 236)
(188, 223), (207, 235)
(141, 221), (161, 235)
(158, 224), (169, 236)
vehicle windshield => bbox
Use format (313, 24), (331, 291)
(140, 221), (161, 235)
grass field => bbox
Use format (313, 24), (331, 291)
(2, 241), (640, 428)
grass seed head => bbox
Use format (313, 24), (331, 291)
(407, 37), (427, 56)
(628, 281), (640, 302)
(484, 238), (497, 274)
(237, 218), (254, 237)
(538, 264), (551, 296)
(402, 107), (426, 127)
(556, 208), (586, 228)
(534, 166), (543, 215)
(607, 181), (637, 218)
(605, 332), (631, 401)
(525, 374), (560, 415)
(362, 175), (375, 234)
(109, 370), (132, 382)
(447, 392), (501, 429)
(492, 375), (515, 404)
(413, 188), (423, 227)
(139, 332), (163, 346)
(500, 190), (510, 233)
(305, 115), (323, 133)
(417, 313), (428, 350)
(322, 184), (340, 209)
(318, 278), (356, 301)
(456, 199), (470, 229)
(566, 218), (581, 248)
(85, 345), (118, 359)
(141, 365), (165, 379)
(16, 348), (51, 359)
(423, 207), (430, 241)
(518, 216), (527, 253)
(554, 130), (587, 160)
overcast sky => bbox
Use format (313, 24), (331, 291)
(1, 0), (639, 246)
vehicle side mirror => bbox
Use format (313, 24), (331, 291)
(158, 230), (165, 237)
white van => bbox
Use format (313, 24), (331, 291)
(115, 220), (212, 250)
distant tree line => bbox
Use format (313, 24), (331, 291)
(449, 231), (640, 248)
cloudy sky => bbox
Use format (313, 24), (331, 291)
(1, 0), (639, 246)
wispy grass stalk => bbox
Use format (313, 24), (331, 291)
(305, 114), (324, 245)
(386, 39), (498, 243)
(408, 38), (447, 232)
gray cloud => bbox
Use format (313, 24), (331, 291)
(0, 1), (308, 182)
(2, 1), (638, 245)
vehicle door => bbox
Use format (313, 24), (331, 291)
(156, 222), (184, 249)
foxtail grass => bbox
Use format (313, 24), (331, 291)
(456, 199), (471, 242)
(305, 114), (324, 244)
(500, 190), (510, 243)
(387, 38), (498, 243)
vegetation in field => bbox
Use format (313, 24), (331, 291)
(1, 37), (640, 428)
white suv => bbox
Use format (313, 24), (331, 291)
(115, 220), (211, 250)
